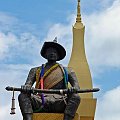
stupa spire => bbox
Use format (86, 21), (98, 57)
(76, 0), (82, 23)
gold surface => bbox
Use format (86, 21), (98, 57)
(33, 113), (80, 120)
(80, 116), (94, 120)
(68, 25), (93, 98)
(77, 98), (97, 117)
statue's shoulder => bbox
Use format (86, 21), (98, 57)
(64, 66), (75, 74)
(59, 64), (74, 74)
(29, 66), (42, 73)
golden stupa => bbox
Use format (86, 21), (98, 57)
(68, 0), (97, 119)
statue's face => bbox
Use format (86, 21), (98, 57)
(45, 47), (59, 61)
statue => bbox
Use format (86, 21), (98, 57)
(18, 38), (81, 120)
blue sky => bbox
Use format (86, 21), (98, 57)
(0, 0), (120, 120)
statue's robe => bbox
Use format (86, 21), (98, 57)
(18, 63), (80, 118)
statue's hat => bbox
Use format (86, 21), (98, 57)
(40, 37), (66, 61)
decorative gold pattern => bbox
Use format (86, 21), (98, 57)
(76, 0), (82, 23)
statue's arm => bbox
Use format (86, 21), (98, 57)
(24, 68), (37, 87)
(67, 68), (80, 90)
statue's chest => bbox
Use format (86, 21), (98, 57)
(35, 64), (65, 89)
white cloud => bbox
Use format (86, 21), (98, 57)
(95, 86), (120, 120)
(0, 32), (17, 59)
(101, 0), (114, 8)
(0, 12), (18, 27)
(0, 102), (22, 120)
(84, 0), (120, 69)
(0, 31), (42, 64)
(0, 12), (43, 64)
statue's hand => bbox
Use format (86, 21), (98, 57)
(68, 87), (78, 94)
(21, 85), (31, 94)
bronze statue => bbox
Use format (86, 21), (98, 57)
(18, 38), (80, 120)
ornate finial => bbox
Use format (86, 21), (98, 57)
(76, 0), (82, 23)
(10, 87), (16, 115)
(53, 37), (57, 43)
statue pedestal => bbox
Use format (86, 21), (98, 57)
(33, 113), (80, 120)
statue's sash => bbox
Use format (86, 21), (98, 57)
(35, 64), (64, 89)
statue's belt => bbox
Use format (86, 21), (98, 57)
(35, 64), (64, 89)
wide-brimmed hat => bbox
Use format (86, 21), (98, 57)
(40, 38), (66, 61)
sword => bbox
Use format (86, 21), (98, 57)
(6, 86), (100, 94)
